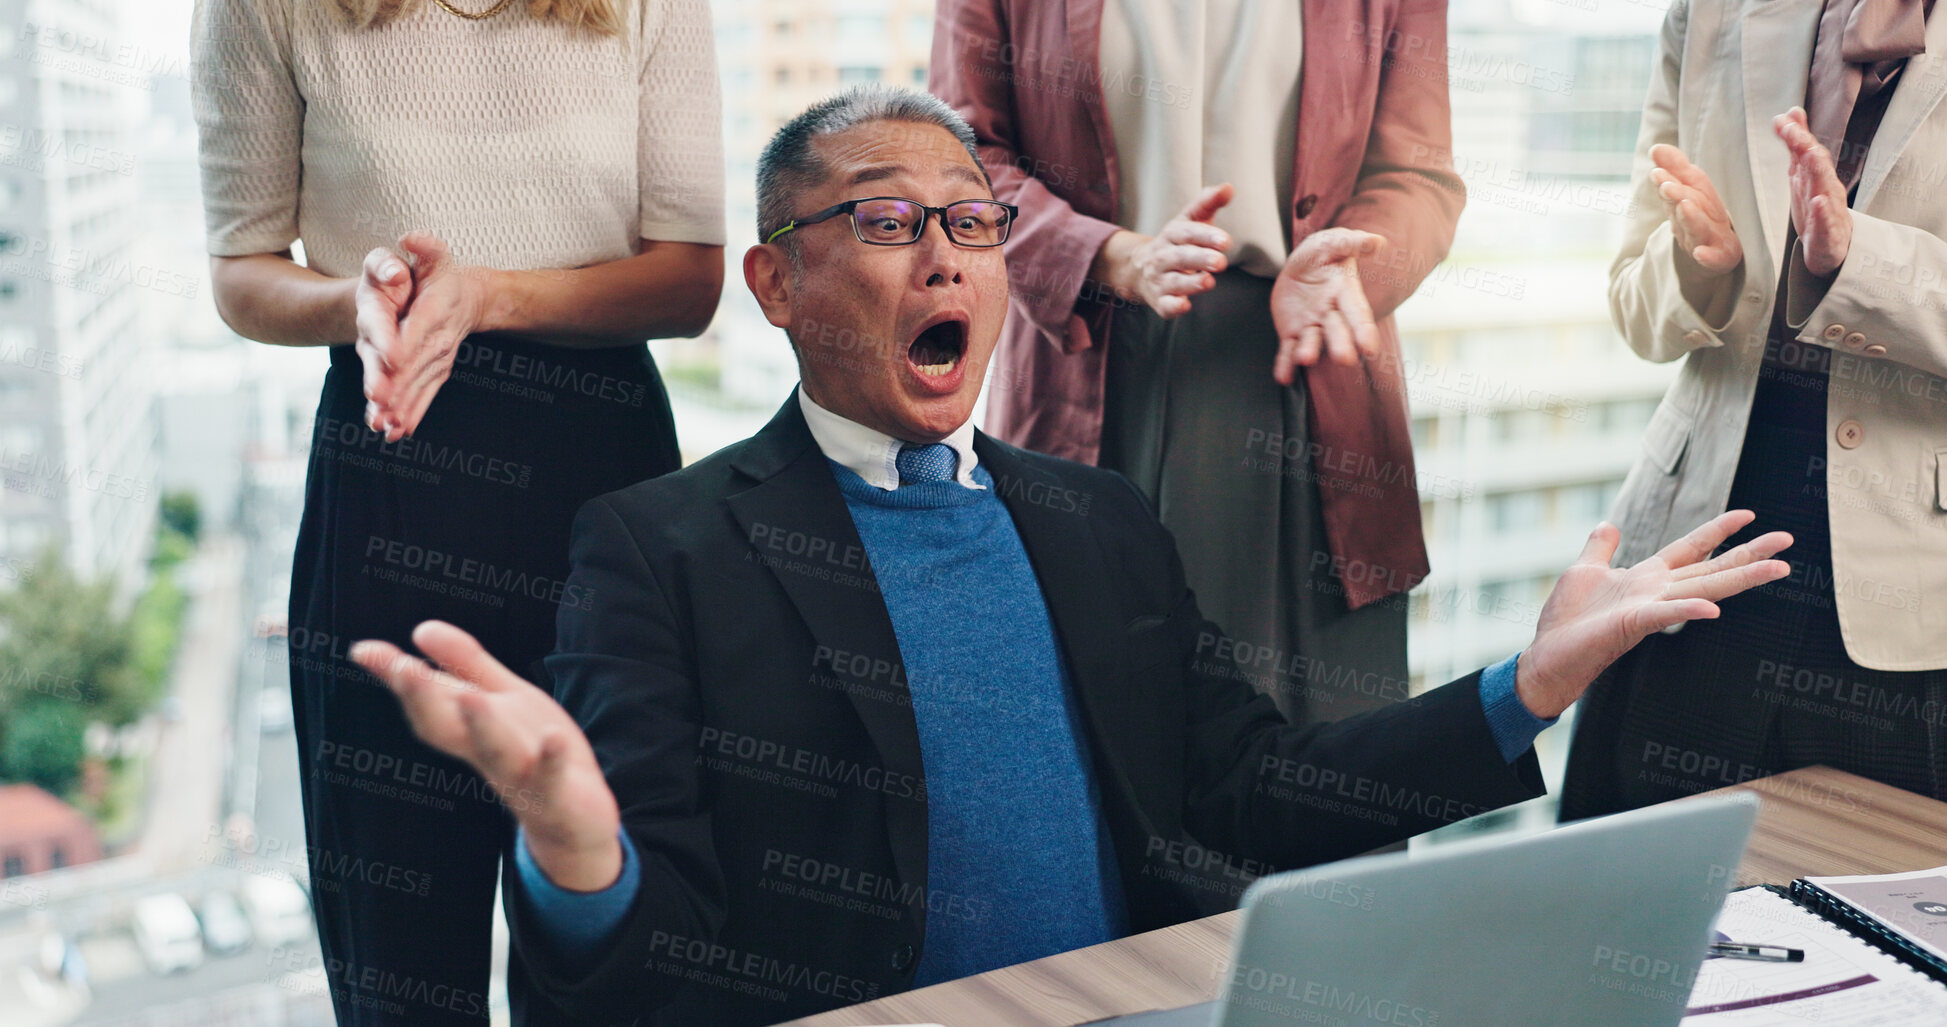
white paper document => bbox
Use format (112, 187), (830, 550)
(1682, 888), (1947, 1024)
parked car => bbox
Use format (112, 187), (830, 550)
(131, 893), (203, 975)
(197, 890), (252, 955)
(241, 872), (312, 950)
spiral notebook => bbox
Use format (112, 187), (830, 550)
(1683, 868), (1947, 1023)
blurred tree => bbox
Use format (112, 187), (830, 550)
(0, 505), (195, 800)
(0, 549), (143, 727)
(126, 573), (185, 707)
(158, 491), (201, 544)
(1, 699), (85, 795)
(0, 548), (148, 797)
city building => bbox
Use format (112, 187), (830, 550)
(0, 0), (162, 600)
(1403, 3), (1676, 811)
(673, 0), (940, 461)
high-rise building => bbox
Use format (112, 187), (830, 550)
(1402, 3), (1676, 803)
(687, 0), (937, 453)
(0, 0), (161, 598)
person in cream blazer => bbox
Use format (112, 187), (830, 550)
(1563, 0), (1947, 819)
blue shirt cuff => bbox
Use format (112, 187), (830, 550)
(513, 824), (640, 969)
(1479, 651), (1557, 763)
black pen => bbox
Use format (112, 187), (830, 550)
(1709, 940), (1806, 962)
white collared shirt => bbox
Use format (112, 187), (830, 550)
(796, 385), (985, 490)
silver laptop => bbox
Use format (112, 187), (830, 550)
(1093, 795), (1758, 1027)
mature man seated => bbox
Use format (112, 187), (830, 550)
(350, 86), (1792, 1027)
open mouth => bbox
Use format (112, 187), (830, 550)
(908, 316), (968, 378)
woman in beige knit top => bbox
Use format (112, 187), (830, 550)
(191, 1), (724, 1023)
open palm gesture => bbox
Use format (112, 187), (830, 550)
(1517, 510), (1792, 717)
(350, 621), (623, 890)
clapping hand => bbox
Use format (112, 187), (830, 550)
(1774, 107), (1853, 276)
(352, 245), (414, 437)
(1096, 184), (1235, 319)
(1648, 143), (1744, 277)
(353, 231), (489, 442)
(1269, 228), (1384, 383)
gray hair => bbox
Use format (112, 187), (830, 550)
(755, 85), (990, 260)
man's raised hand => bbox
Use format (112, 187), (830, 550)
(1514, 510), (1792, 718)
(350, 621), (624, 891)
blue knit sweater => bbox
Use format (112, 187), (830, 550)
(829, 460), (1126, 984)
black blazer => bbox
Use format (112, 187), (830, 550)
(506, 398), (1543, 1026)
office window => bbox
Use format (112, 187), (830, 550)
(1557, 482), (1608, 524)
(1478, 579), (1515, 615)
(1410, 416), (1430, 449)
(1488, 490), (1546, 534)
(836, 14), (886, 38)
(839, 66), (882, 84)
(1576, 36), (1657, 94)
(1493, 408), (1552, 444)
(1530, 574), (1556, 608)
(48, 844), (65, 869)
(1599, 397), (1659, 433)
(2, 850), (22, 878)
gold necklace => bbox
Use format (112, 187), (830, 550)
(430, 0), (515, 19)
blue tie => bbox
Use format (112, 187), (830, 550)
(896, 442), (958, 485)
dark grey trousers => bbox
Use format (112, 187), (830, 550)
(1101, 270), (1410, 729)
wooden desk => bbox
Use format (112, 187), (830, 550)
(1689, 766), (1947, 887)
(780, 767), (1947, 1027)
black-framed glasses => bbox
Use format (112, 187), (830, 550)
(765, 196), (1019, 248)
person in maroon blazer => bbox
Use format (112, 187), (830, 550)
(929, 0), (1462, 725)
